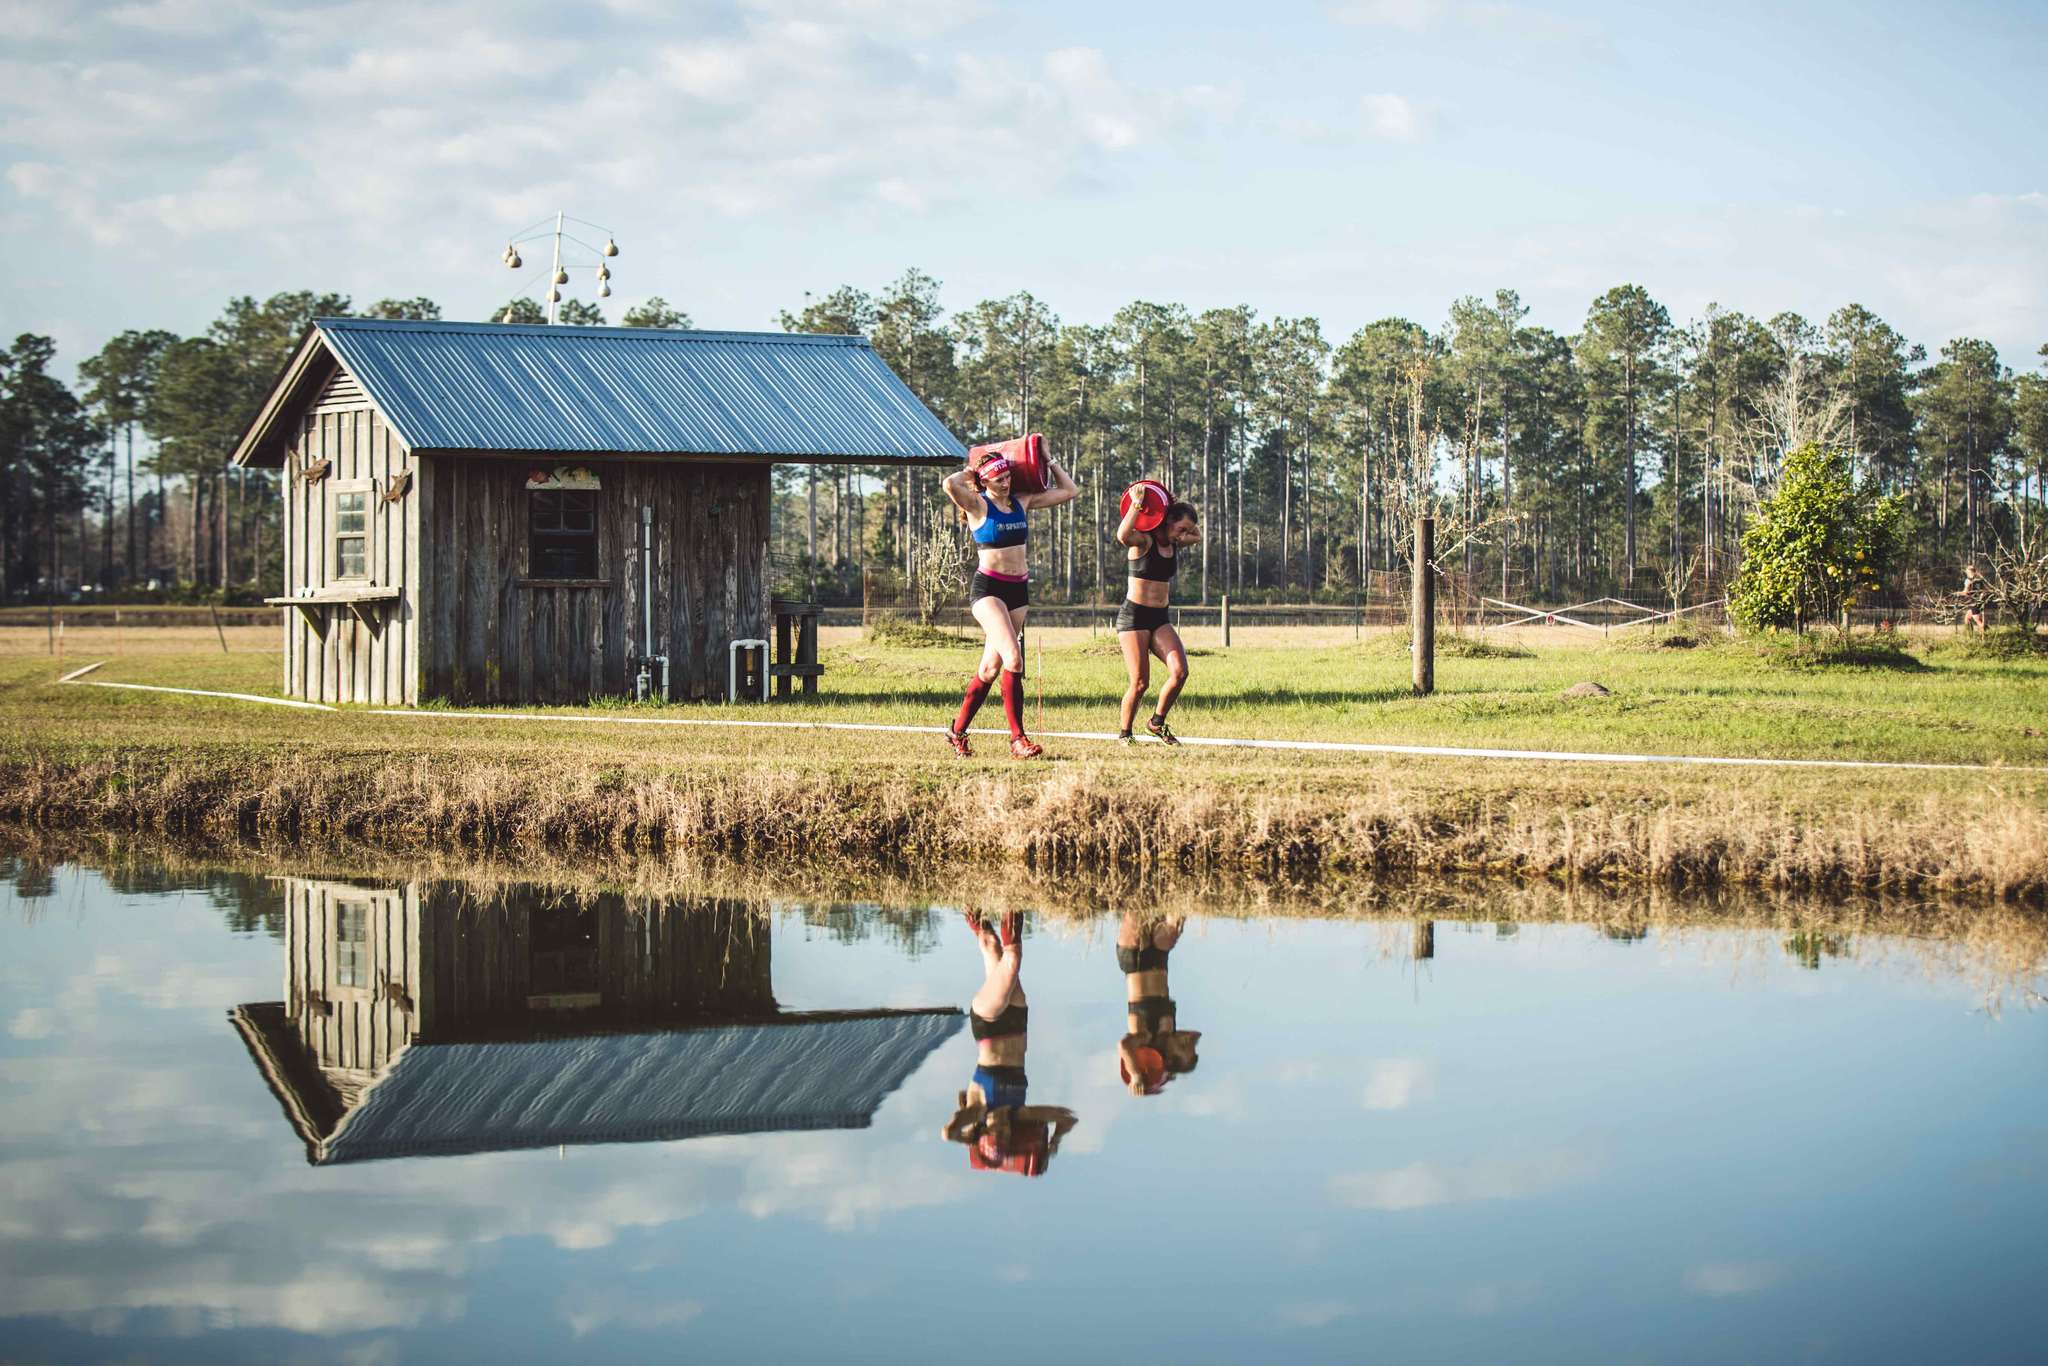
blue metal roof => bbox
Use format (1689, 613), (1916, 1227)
(313, 317), (964, 462)
(316, 1011), (962, 1164)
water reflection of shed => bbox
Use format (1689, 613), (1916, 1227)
(231, 878), (958, 1165)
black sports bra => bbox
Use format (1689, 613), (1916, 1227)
(971, 1003), (1029, 1040)
(1131, 537), (1177, 583)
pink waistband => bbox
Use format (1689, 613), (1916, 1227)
(978, 568), (1029, 583)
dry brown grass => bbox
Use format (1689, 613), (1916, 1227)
(4, 743), (2044, 904)
(12, 824), (2043, 1004)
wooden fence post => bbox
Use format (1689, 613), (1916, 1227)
(1221, 594), (1231, 648)
(1412, 517), (1435, 697)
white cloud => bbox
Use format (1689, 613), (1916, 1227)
(1329, 1148), (1595, 1211)
(1361, 1058), (1431, 1110)
(1330, 0), (1603, 49)
(1361, 92), (1425, 142)
(8, 1007), (56, 1040)
(1683, 1262), (1779, 1298)
(560, 1291), (703, 1338)
(662, 44), (754, 101)
(1277, 1298), (1357, 1328)
(1329, 0), (1448, 29)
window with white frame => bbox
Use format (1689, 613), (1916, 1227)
(336, 899), (370, 987)
(332, 482), (371, 580)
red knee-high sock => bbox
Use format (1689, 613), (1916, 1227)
(954, 674), (993, 734)
(999, 669), (1026, 739)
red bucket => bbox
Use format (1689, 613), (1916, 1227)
(1120, 479), (1171, 532)
(967, 434), (1049, 495)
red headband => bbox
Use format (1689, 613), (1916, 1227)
(978, 455), (1013, 479)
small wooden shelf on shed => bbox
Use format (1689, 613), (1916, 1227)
(266, 586), (400, 627)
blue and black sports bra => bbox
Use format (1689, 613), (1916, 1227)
(972, 494), (1029, 548)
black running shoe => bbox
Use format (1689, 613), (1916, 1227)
(1146, 715), (1180, 746)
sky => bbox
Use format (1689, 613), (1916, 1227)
(2, 0), (2044, 377)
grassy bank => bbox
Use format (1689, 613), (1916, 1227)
(3, 632), (2046, 902)
(10, 826), (2045, 1002)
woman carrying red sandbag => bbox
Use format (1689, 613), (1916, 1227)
(938, 440), (1078, 759)
(1114, 482), (1200, 745)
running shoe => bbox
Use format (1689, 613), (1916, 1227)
(1116, 731), (1136, 747)
(1009, 736), (1044, 760)
(1146, 715), (1181, 746)
(945, 726), (973, 758)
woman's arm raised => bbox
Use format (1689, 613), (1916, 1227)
(1115, 490), (1149, 548)
(941, 466), (983, 518)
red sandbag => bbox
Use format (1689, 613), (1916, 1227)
(967, 434), (1049, 494)
(1120, 479), (1171, 532)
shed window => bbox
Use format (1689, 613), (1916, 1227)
(530, 489), (599, 579)
(334, 489), (369, 579)
(336, 900), (370, 987)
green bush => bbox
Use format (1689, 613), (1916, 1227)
(1730, 443), (1902, 632)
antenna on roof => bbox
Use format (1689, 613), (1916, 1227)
(498, 211), (621, 325)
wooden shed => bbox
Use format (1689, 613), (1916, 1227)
(232, 318), (962, 705)
(228, 877), (962, 1164)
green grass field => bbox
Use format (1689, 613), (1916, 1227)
(3, 626), (2045, 899)
(10, 624), (2043, 767)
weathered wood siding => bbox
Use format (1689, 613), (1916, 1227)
(282, 879), (424, 1087)
(279, 366), (420, 704)
(411, 885), (776, 1039)
(415, 457), (770, 704)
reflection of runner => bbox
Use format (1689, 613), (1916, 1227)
(1116, 914), (1201, 1096)
(944, 911), (1078, 1175)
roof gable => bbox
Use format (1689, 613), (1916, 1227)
(235, 318), (964, 466)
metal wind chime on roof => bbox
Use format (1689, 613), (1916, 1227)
(498, 212), (620, 324)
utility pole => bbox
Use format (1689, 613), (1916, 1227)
(1412, 515), (1435, 697)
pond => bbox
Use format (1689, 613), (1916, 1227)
(2, 857), (2044, 1364)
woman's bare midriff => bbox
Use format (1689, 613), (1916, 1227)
(979, 544), (1028, 577)
(977, 1034), (1027, 1066)
(1125, 967), (1169, 1002)
(1126, 568), (1170, 607)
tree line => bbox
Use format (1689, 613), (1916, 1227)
(6, 276), (2042, 612)
(0, 291), (688, 601)
(775, 273), (2048, 613)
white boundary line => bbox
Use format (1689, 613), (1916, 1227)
(70, 677), (337, 711)
(56, 660), (106, 683)
(49, 666), (2045, 775)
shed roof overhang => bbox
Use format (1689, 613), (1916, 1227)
(230, 1002), (962, 1166)
(232, 319), (967, 471)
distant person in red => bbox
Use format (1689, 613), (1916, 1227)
(1114, 495), (1200, 746)
(943, 911), (1078, 1175)
(1115, 913), (1201, 1095)
(939, 450), (1079, 759)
